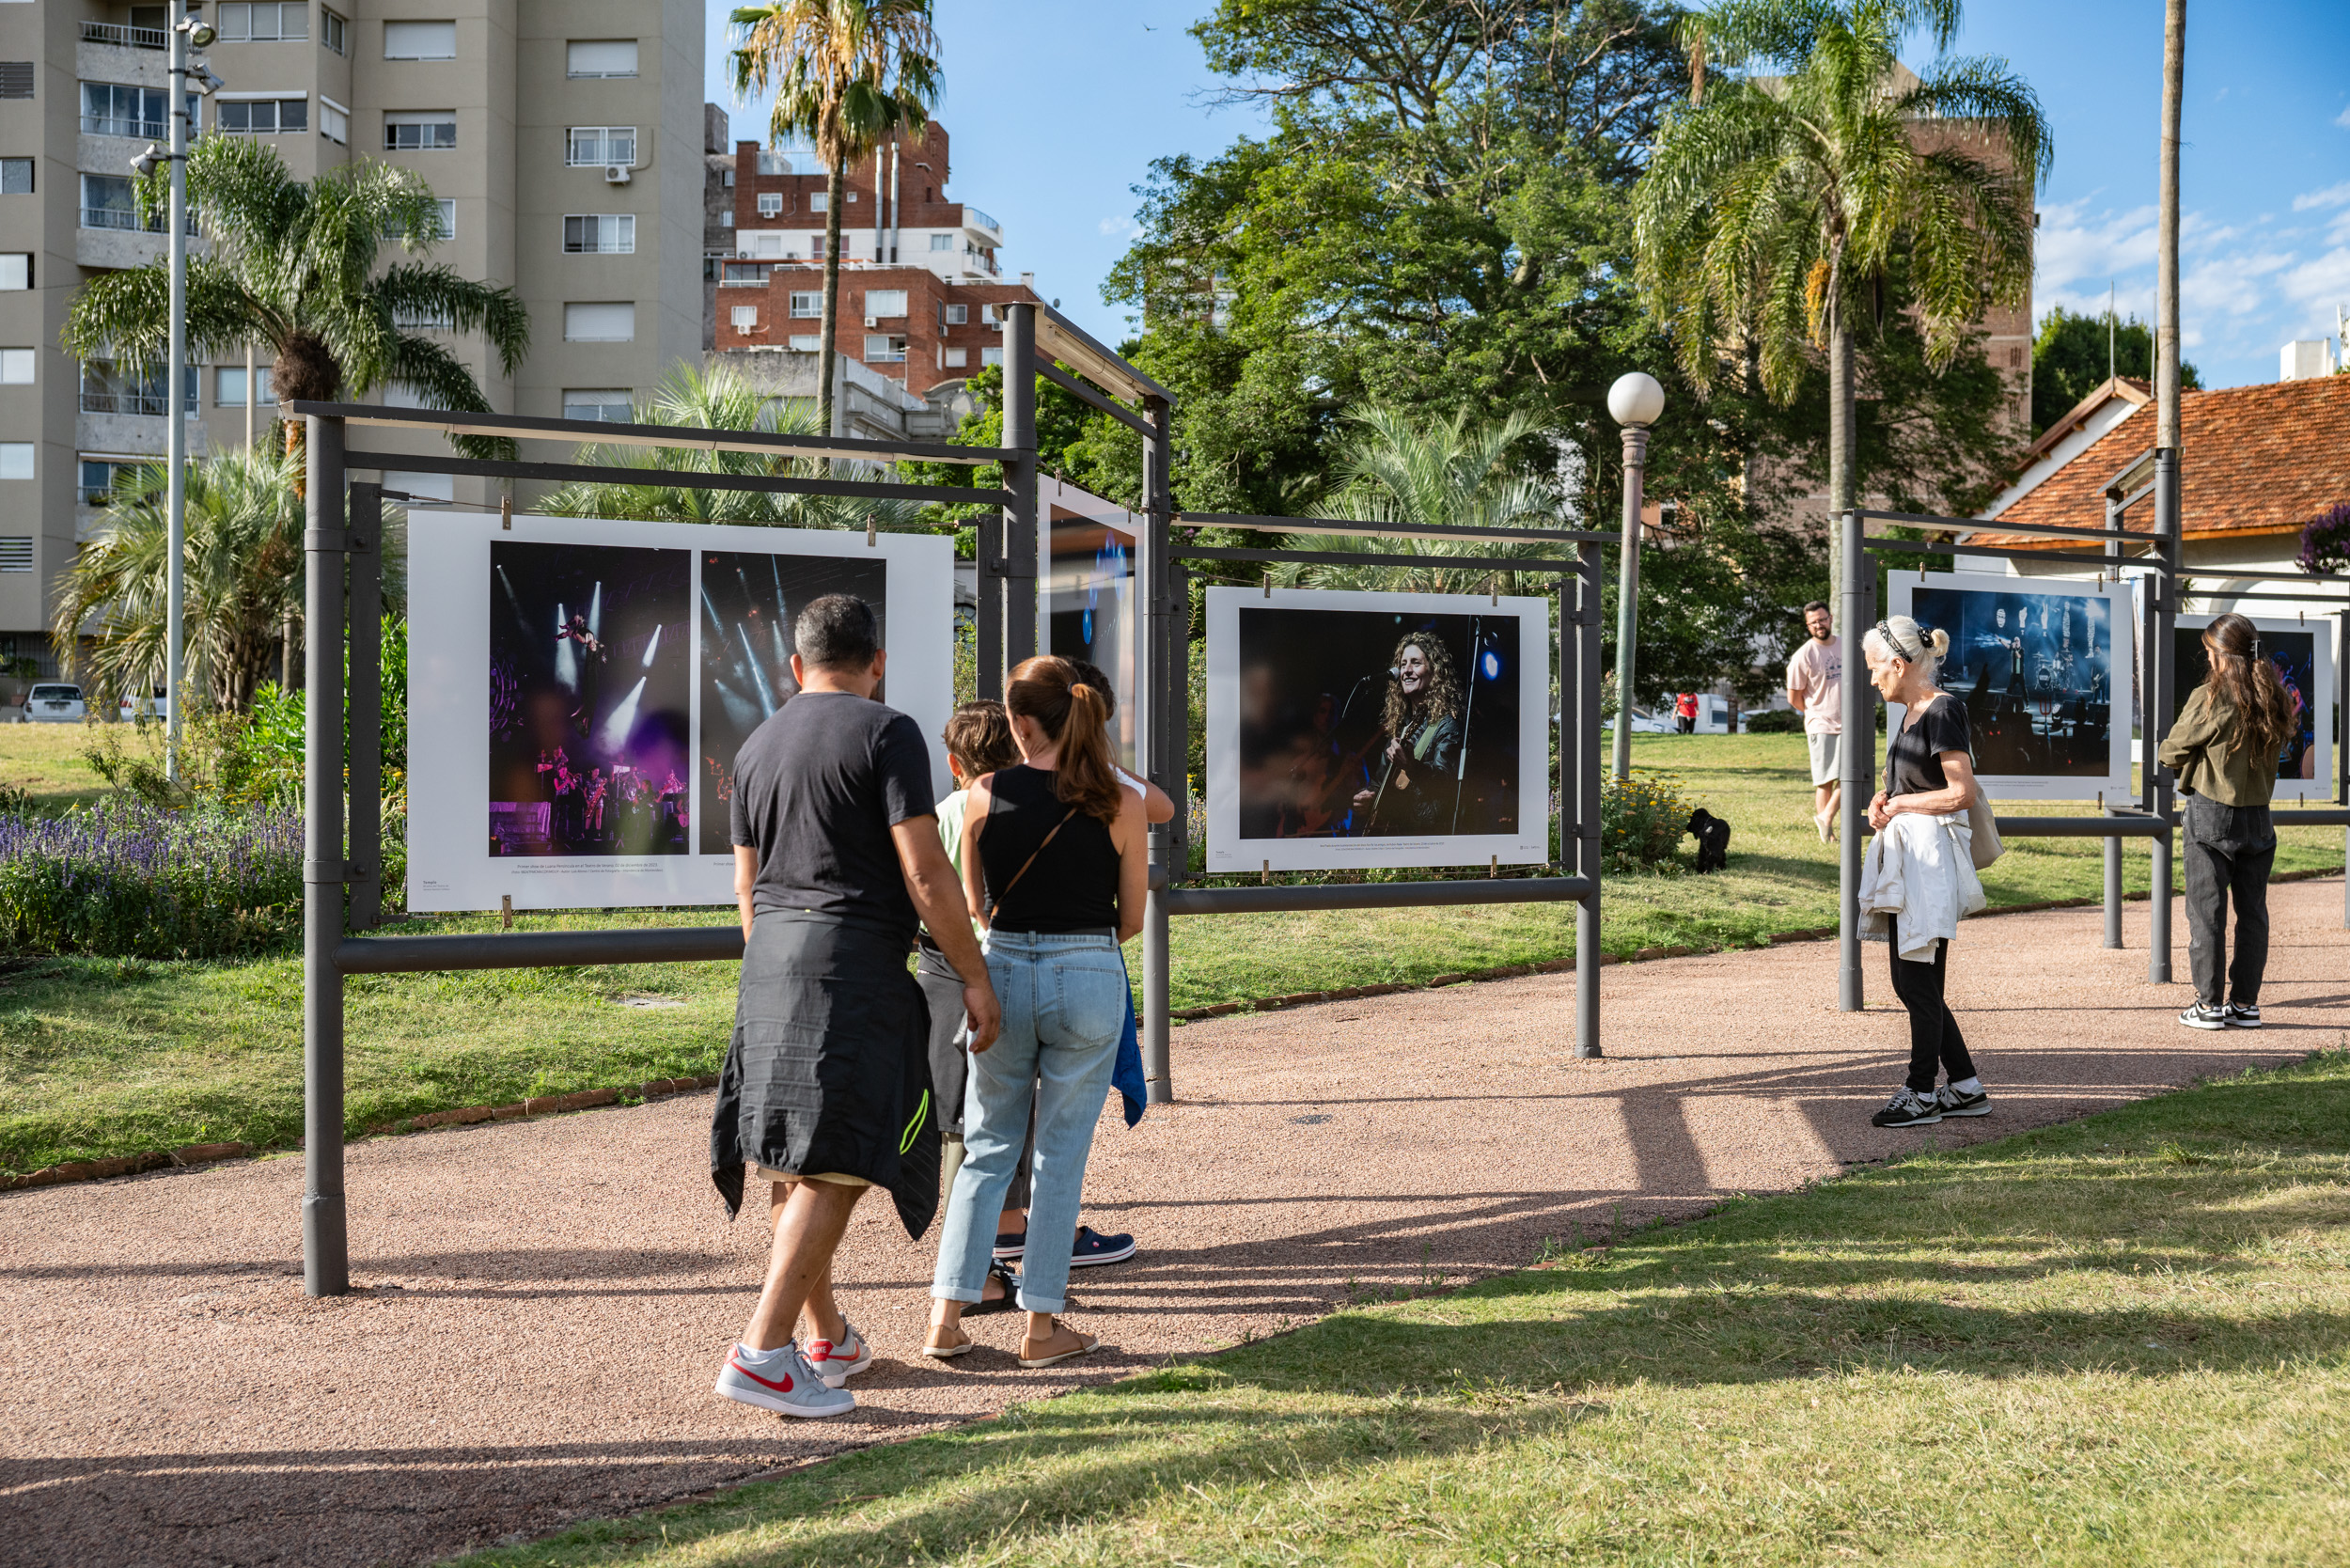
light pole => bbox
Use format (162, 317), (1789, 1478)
(1606, 371), (1665, 781)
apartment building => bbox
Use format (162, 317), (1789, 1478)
(0, 1), (703, 674)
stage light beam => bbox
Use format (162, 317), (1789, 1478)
(555, 603), (576, 690)
(641, 623), (662, 667)
(598, 676), (646, 751)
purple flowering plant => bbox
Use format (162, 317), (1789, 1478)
(0, 796), (306, 959)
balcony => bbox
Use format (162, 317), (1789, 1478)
(962, 205), (1001, 236)
(81, 21), (169, 50)
(80, 205), (193, 236)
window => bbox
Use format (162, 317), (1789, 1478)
(386, 198), (454, 240)
(718, 207), (733, 229)
(79, 459), (135, 507)
(562, 214), (635, 254)
(723, 167), (735, 187)
(941, 303), (967, 325)
(864, 334), (906, 363)
(0, 63), (31, 102)
(943, 347), (967, 368)
(808, 192), (826, 213)
(79, 173), (150, 231)
(217, 4), (307, 41)
(218, 98), (308, 135)
(563, 389), (633, 422)
(566, 40), (637, 78)
(788, 291), (821, 318)
(864, 290), (907, 319)
(0, 538), (31, 571)
(321, 8), (348, 55)
(729, 306), (759, 331)
(1, 348), (32, 384)
(81, 83), (169, 139)
(789, 335), (821, 352)
(720, 261), (768, 286)
(979, 346), (1004, 368)
(0, 159), (30, 195)
(566, 127), (636, 166)
(215, 365), (274, 406)
(80, 360), (196, 416)
(391, 304), (454, 329)
(384, 21), (457, 59)
(0, 444), (33, 480)
(320, 100), (347, 144)
(756, 191), (781, 217)
(383, 111), (455, 151)
(929, 232), (952, 252)
(980, 304), (1004, 325)
(746, 231), (791, 259)
(563, 302), (634, 342)
(0, 255), (28, 290)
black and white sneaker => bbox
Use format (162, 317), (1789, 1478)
(1870, 1088), (1944, 1128)
(2224, 1002), (2263, 1028)
(1935, 1084), (1992, 1118)
(2179, 1001), (2229, 1031)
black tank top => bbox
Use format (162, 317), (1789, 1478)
(977, 764), (1120, 933)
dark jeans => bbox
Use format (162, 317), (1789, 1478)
(916, 942), (1032, 1211)
(1887, 916), (1977, 1093)
(2185, 794), (2275, 1009)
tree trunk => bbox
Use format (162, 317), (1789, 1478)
(817, 155), (847, 442)
(1825, 307), (1855, 613)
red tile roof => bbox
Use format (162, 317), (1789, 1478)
(1973, 373), (2350, 548)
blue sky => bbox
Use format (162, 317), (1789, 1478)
(706, 0), (2350, 391)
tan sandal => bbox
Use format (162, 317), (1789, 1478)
(921, 1326), (976, 1359)
(1018, 1322), (1099, 1369)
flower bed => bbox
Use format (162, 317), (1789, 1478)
(0, 800), (306, 958)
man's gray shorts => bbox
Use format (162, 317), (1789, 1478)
(1807, 730), (1841, 787)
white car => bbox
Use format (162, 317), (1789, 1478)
(20, 683), (87, 723)
(118, 689), (170, 724)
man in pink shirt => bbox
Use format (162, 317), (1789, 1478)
(1785, 602), (1842, 841)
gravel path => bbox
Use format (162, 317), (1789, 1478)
(8, 883), (2344, 1568)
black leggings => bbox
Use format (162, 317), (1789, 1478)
(1887, 917), (1976, 1093)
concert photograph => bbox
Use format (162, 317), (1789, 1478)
(488, 539), (692, 857)
(1204, 587), (1552, 874)
(2175, 616), (2332, 797)
(1896, 572), (2132, 799)
(697, 549), (889, 855)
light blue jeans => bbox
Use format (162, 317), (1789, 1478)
(931, 930), (1125, 1314)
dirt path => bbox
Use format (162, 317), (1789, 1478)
(7, 883), (2343, 1568)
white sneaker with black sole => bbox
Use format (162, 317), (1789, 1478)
(2179, 1001), (2229, 1031)
(2225, 1002), (2262, 1028)
(1935, 1084), (1992, 1118)
(1870, 1088), (1943, 1128)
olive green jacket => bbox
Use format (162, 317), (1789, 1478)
(2156, 684), (2275, 808)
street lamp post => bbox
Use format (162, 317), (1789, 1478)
(1606, 372), (1665, 781)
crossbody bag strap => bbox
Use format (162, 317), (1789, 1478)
(990, 804), (1080, 910)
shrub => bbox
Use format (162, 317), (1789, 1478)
(0, 798), (305, 959)
(1601, 770), (1693, 870)
(1744, 706), (1804, 733)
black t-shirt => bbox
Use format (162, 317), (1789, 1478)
(1885, 694), (1971, 798)
(728, 691), (936, 942)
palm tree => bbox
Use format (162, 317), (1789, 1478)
(1284, 407), (1564, 596)
(63, 136), (528, 463)
(729, 0), (941, 438)
(52, 447), (407, 713)
(1632, 0), (2048, 594)
(539, 362), (929, 531)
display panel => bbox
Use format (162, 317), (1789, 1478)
(408, 511), (954, 912)
(1204, 587), (1552, 873)
(2172, 613), (2336, 802)
(1888, 571), (2135, 801)
(1037, 478), (1139, 772)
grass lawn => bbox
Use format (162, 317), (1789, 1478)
(441, 1050), (2350, 1568)
(3, 729), (2342, 1173)
(0, 720), (115, 811)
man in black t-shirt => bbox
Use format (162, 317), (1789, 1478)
(710, 594), (999, 1420)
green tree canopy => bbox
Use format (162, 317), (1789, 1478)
(2030, 306), (2199, 434)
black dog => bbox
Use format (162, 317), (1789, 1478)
(1687, 808), (1731, 873)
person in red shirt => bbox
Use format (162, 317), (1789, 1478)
(1674, 691), (1699, 734)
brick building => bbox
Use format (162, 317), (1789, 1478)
(707, 118), (1044, 401)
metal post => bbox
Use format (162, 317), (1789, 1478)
(975, 505), (1002, 701)
(1575, 540), (1604, 1058)
(2149, 450), (2178, 983)
(1141, 396), (1175, 1103)
(2150, 0), (2184, 985)
(347, 484), (383, 931)
(1001, 304), (1039, 669)
(2340, 607), (2348, 927)
(1838, 510), (1867, 1011)
(2104, 494), (2123, 948)
(302, 416), (349, 1296)
(1608, 426), (1648, 780)
(164, 0), (190, 776)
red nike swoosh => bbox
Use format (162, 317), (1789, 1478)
(728, 1357), (793, 1393)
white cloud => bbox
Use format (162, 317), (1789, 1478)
(2336, 103), (2350, 129)
(2292, 180), (2350, 212)
(1097, 215), (1141, 240)
(2280, 246), (2350, 313)
(2032, 196), (2158, 298)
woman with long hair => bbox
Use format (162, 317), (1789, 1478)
(925, 657), (1148, 1370)
(1861, 616), (1993, 1128)
(1352, 631), (1465, 835)
(2160, 612), (2296, 1030)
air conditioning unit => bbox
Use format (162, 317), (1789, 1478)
(603, 165), (631, 184)
(864, 315), (877, 327)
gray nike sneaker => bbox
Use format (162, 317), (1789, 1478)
(713, 1343), (855, 1419)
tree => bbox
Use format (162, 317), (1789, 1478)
(730, 0), (940, 438)
(1633, 0), (2050, 597)
(62, 136), (528, 463)
(2029, 306), (2198, 433)
(52, 447), (406, 712)
(539, 362), (930, 531)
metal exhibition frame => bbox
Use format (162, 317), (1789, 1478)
(1833, 483), (2350, 1011)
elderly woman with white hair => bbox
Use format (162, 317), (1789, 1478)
(1860, 615), (1994, 1129)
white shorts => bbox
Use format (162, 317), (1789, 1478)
(1807, 731), (1842, 787)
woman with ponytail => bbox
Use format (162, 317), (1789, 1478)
(2160, 613), (2296, 1030)
(926, 656), (1147, 1369)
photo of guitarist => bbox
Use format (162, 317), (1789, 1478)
(1350, 634), (1464, 837)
